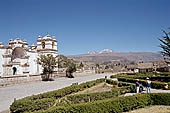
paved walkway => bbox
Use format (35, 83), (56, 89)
(124, 88), (170, 96)
(0, 73), (113, 113)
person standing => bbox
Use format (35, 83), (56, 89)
(146, 77), (151, 93)
(136, 79), (140, 93)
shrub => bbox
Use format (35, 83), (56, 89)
(55, 87), (130, 106)
(151, 93), (170, 105)
(10, 78), (105, 113)
(10, 98), (55, 113)
(110, 72), (156, 79)
(117, 77), (168, 90)
(33, 93), (170, 113)
(106, 79), (118, 85)
(34, 94), (153, 113)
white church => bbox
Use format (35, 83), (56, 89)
(0, 34), (58, 77)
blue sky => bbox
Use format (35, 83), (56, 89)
(0, 0), (170, 55)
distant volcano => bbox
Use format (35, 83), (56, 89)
(69, 49), (164, 63)
(88, 49), (116, 54)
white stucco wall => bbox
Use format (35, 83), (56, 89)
(27, 52), (42, 75)
(0, 49), (7, 76)
(0, 35), (58, 77)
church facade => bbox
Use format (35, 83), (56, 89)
(0, 34), (58, 77)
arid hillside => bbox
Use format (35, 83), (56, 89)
(68, 50), (163, 63)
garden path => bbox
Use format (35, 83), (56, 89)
(124, 88), (170, 96)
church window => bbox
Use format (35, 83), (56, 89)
(42, 42), (45, 49)
(52, 42), (55, 48)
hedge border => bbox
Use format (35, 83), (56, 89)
(117, 77), (170, 90)
(55, 86), (130, 106)
(10, 78), (118, 113)
(33, 93), (170, 113)
(10, 78), (106, 113)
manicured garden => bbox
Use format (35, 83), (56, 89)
(10, 72), (170, 113)
(110, 72), (170, 90)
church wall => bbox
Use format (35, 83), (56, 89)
(0, 49), (6, 76)
(27, 52), (42, 75)
(37, 41), (42, 50)
(0, 34), (58, 77)
(45, 45), (51, 49)
(3, 66), (12, 76)
(54, 42), (57, 50)
(20, 58), (28, 65)
(11, 64), (22, 75)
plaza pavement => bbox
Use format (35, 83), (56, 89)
(0, 73), (113, 113)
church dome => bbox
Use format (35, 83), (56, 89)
(37, 35), (42, 40)
(12, 47), (26, 60)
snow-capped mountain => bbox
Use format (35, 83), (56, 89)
(69, 49), (163, 63)
(99, 49), (115, 54)
(88, 49), (115, 54)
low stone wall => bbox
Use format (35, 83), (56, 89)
(0, 71), (111, 87)
(0, 75), (42, 87)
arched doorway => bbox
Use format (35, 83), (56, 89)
(13, 67), (17, 75)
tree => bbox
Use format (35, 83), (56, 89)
(37, 54), (57, 81)
(159, 29), (170, 59)
(66, 63), (77, 78)
(96, 64), (100, 69)
(105, 65), (109, 69)
(58, 55), (77, 78)
(79, 62), (84, 69)
(58, 55), (70, 68)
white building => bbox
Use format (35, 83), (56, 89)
(0, 34), (58, 77)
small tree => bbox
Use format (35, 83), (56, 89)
(80, 62), (84, 68)
(58, 55), (70, 68)
(159, 29), (170, 59)
(37, 54), (57, 81)
(58, 55), (77, 78)
(66, 63), (77, 78)
(79, 62), (84, 69)
(96, 64), (100, 69)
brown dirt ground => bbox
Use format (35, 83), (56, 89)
(75, 82), (114, 94)
(124, 106), (170, 113)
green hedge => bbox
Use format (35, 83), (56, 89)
(118, 81), (137, 93)
(10, 78), (119, 113)
(106, 79), (118, 85)
(111, 72), (170, 77)
(10, 78), (105, 113)
(110, 72), (156, 78)
(55, 87), (130, 106)
(33, 93), (170, 113)
(151, 93), (170, 105)
(117, 77), (169, 90)
(10, 98), (55, 113)
(118, 81), (135, 87)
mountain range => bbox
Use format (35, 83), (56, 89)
(69, 49), (164, 64)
